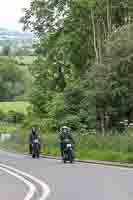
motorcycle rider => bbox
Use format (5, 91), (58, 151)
(29, 127), (41, 154)
(59, 126), (74, 158)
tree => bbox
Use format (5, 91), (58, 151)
(20, 0), (133, 132)
(2, 45), (11, 56)
(90, 24), (133, 132)
(0, 58), (28, 101)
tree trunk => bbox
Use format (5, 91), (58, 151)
(91, 8), (99, 64)
(107, 0), (112, 37)
(101, 112), (105, 136)
(97, 19), (102, 64)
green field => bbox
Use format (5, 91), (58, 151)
(0, 101), (30, 114)
(15, 56), (36, 65)
(0, 56), (36, 65)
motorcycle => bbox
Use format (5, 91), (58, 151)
(32, 138), (40, 158)
(63, 139), (74, 163)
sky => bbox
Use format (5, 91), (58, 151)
(0, 0), (31, 31)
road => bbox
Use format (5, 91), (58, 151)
(0, 150), (133, 200)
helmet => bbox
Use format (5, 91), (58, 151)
(32, 127), (37, 135)
(61, 126), (69, 134)
(62, 126), (68, 129)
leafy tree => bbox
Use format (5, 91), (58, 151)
(90, 24), (133, 131)
(21, 0), (133, 133)
(0, 58), (28, 101)
(2, 45), (11, 56)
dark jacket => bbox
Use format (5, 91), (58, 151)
(60, 132), (74, 144)
(29, 131), (40, 144)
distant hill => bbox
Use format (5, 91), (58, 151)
(0, 27), (37, 55)
(0, 28), (37, 55)
(0, 28), (34, 41)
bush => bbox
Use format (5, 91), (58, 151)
(7, 111), (25, 123)
(0, 109), (6, 121)
(15, 112), (25, 123)
(59, 114), (81, 130)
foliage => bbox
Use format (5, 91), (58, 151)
(3, 132), (133, 162)
(0, 102), (28, 124)
(21, 0), (133, 134)
(0, 109), (6, 121)
(1, 46), (11, 56)
(89, 24), (133, 131)
(0, 58), (30, 101)
(0, 123), (20, 133)
(7, 111), (25, 123)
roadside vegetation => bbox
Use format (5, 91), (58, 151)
(0, 101), (29, 133)
(2, 132), (133, 162)
(1, 0), (133, 163)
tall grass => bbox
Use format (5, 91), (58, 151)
(2, 132), (133, 162)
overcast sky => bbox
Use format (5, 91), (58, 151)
(0, 0), (31, 31)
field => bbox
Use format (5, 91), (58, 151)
(15, 56), (36, 65)
(0, 101), (30, 114)
(0, 56), (36, 65)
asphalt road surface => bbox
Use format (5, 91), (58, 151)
(0, 150), (133, 200)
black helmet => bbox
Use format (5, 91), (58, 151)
(32, 127), (37, 135)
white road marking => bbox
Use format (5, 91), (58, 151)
(0, 166), (36, 200)
(0, 163), (51, 200)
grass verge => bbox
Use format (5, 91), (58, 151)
(1, 134), (133, 163)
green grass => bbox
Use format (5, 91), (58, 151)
(2, 128), (133, 163)
(0, 55), (36, 65)
(15, 56), (36, 65)
(2, 140), (133, 163)
(34, 134), (133, 162)
(0, 101), (30, 114)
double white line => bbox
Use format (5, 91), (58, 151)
(0, 163), (50, 200)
